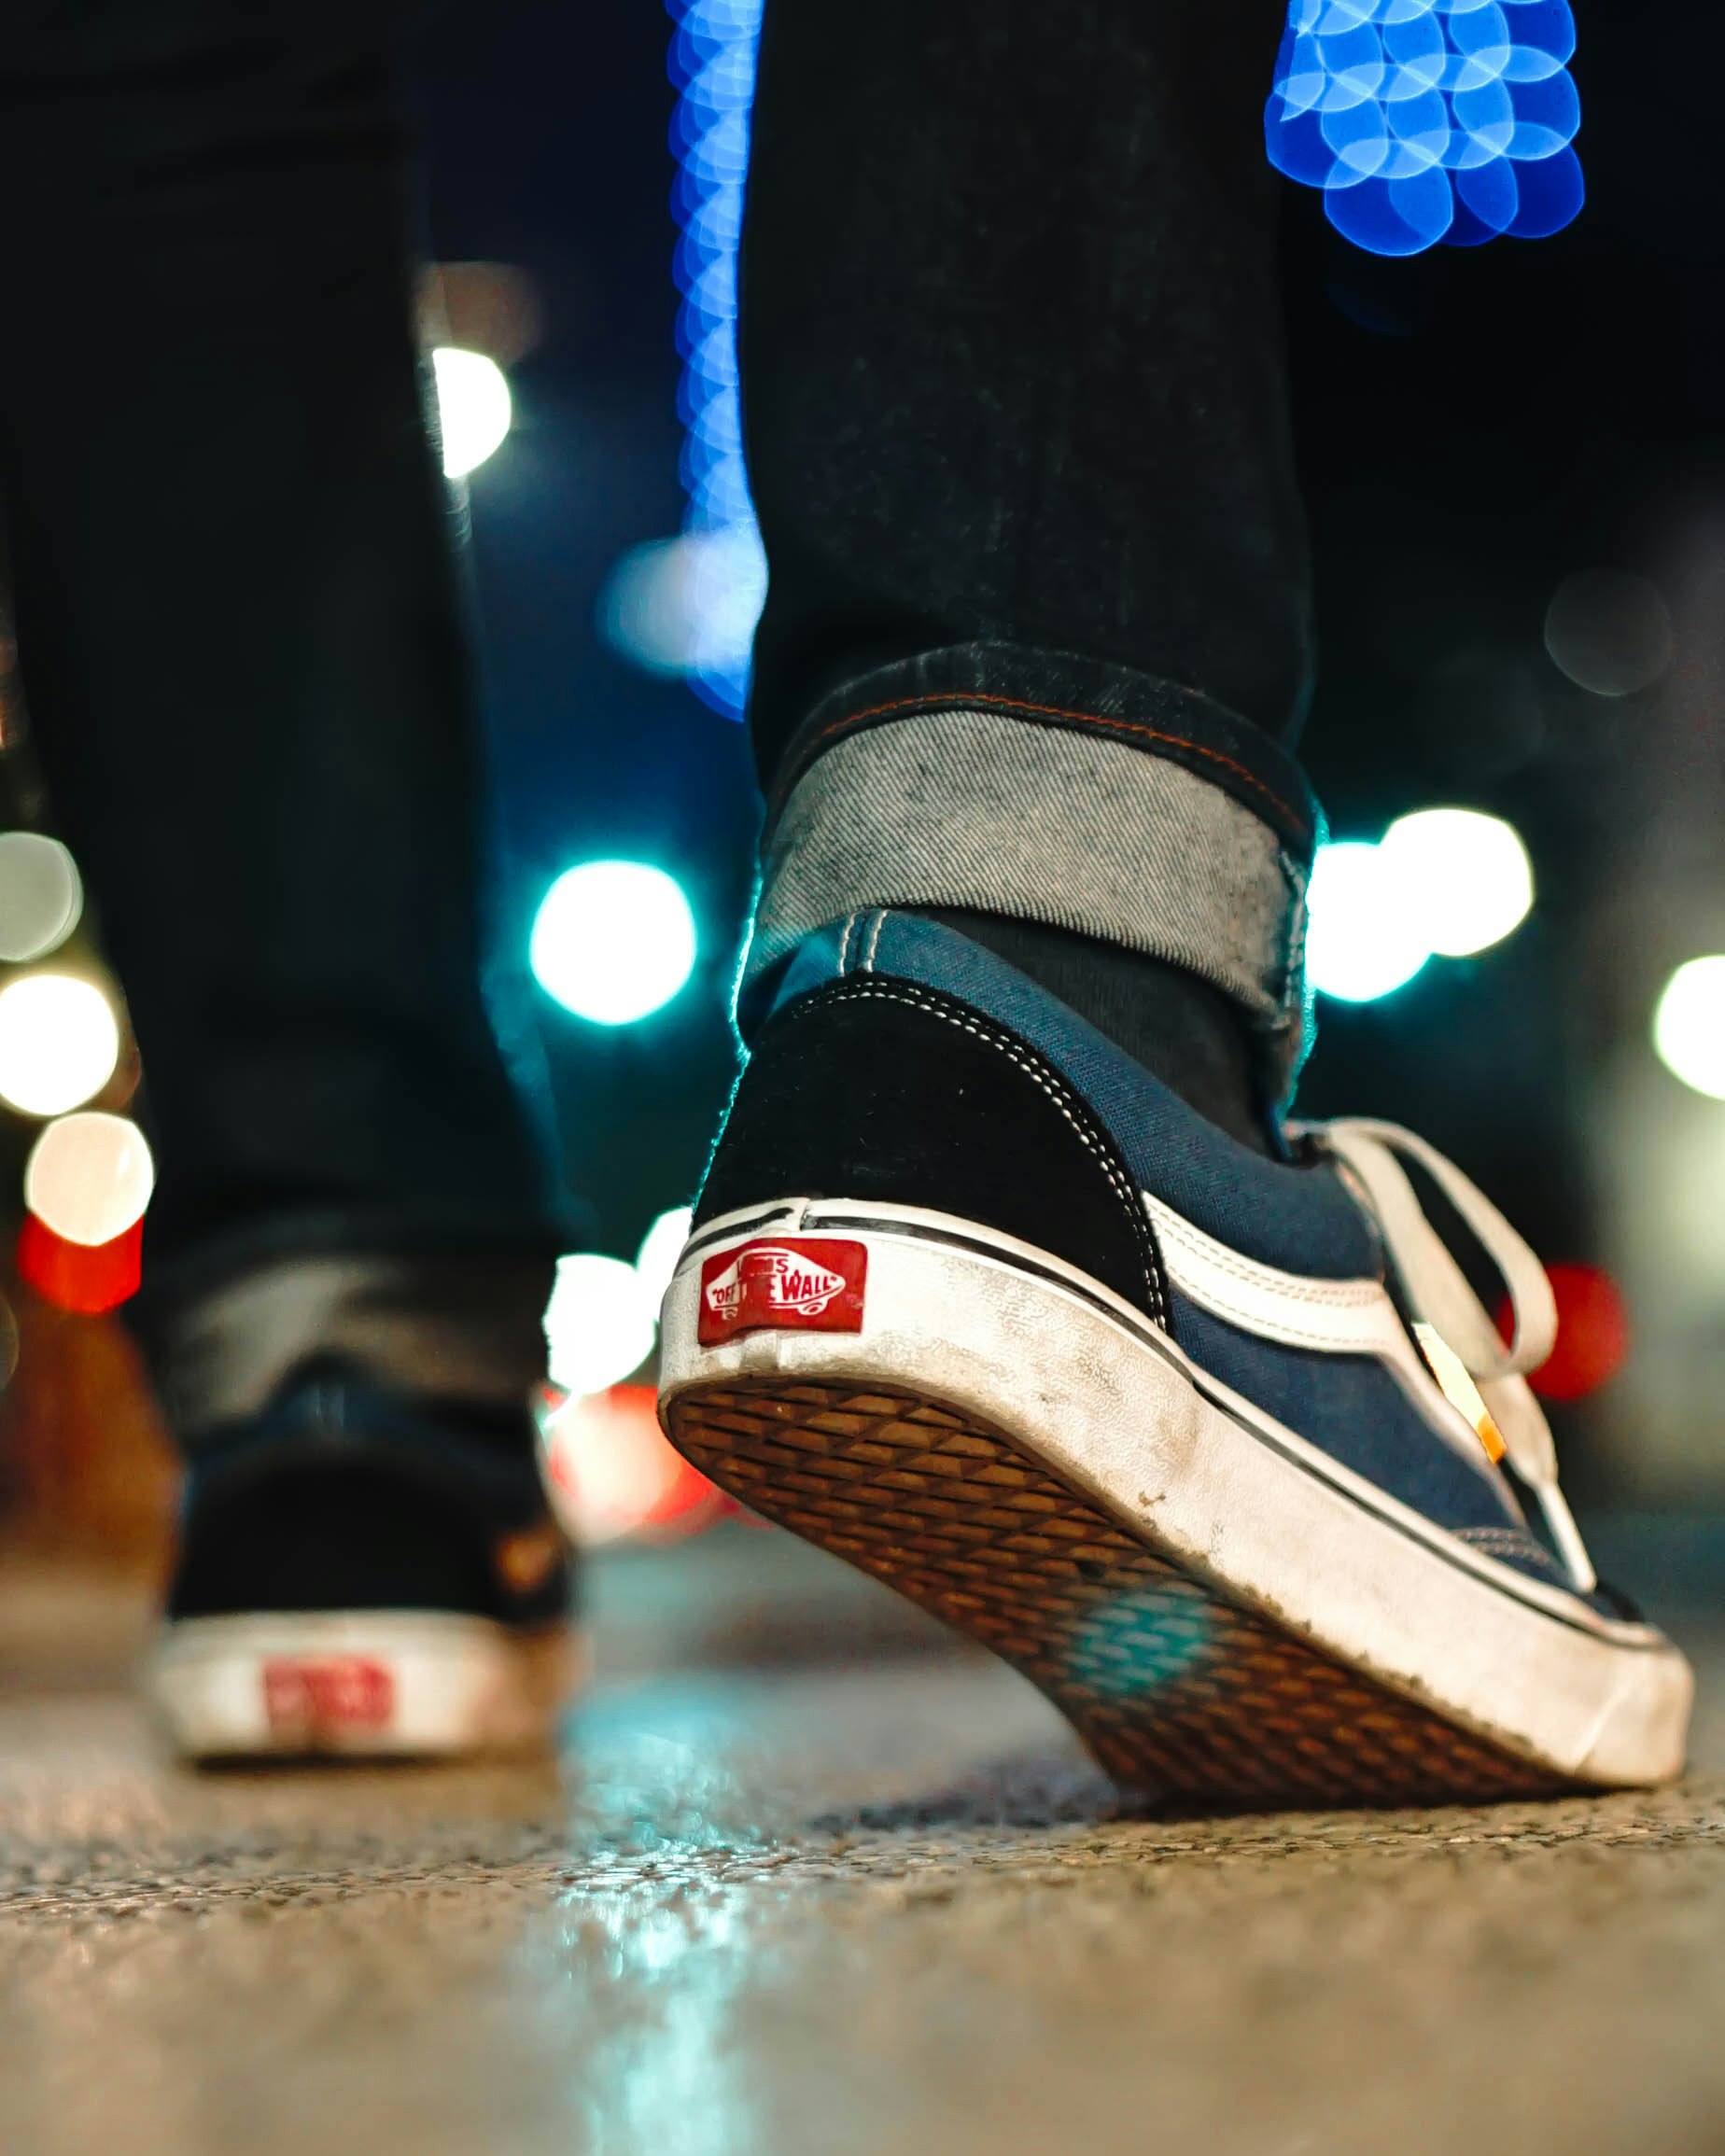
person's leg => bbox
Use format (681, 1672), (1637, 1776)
(739, 0), (1316, 1118)
(0, 5), (578, 1757)
(0, 5), (568, 1280)
(658, 0), (1692, 1804)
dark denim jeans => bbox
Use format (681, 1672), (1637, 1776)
(0, 1), (1314, 1407)
(744, 0), (1311, 772)
(0, 7), (560, 1288)
(740, 0), (1318, 1088)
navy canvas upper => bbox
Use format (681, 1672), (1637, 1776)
(1173, 1296), (1522, 1539)
(771, 908), (1569, 1566)
(773, 910), (1378, 1278)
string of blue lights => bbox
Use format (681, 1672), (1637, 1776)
(1267, 0), (1583, 256)
(666, 0), (765, 719)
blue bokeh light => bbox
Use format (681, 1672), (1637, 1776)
(1267, 0), (1582, 257)
(665, 0), (766, 719)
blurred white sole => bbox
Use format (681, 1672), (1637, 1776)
(147, 1610), (587, 1762)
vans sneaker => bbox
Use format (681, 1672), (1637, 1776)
(147, 1365), (582, 1761)
(659, 910), (1691, 1809)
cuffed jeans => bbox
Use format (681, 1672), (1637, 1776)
(740, 0), (1318, 1090)
(0, 0), (1316, 1422)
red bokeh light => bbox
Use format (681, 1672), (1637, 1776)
(540, 1383), (733, 1544)
(1501, 1264), (1631, 1404)
(17, 1211), (143, 1314)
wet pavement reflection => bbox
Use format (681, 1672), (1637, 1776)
(2, 1529), (1724, 2156)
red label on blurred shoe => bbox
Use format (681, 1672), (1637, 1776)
(263, 1655), (395, 1733)
(697, 1238), (867, 1345)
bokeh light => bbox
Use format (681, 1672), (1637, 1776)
(431, 346), (512, 479)
(1266, 0), (1584, 257)
(0, 833), (83, 963)
(598, 525), (767, 681)
(542, 1253), (659, 1396)
(1307, 807), (1537, 1002)
(24, 1112), (155, 1245)
(420, 262), (544, 370)
(1380, 806), (1534, 958)
(16, 1213), (144, 1314)
(1525, 1264), (1630, 1404)
(1653, 956), (1725, 1101)
(1306, 840), (1433, 1002)
(1544, 569), (1674, 697)
(663, 0), (766, 717)
(540, 1384), (725, 1547)
(529, 861), (697, 1026)
(635, 1204), (694, 1313)
(0, 974), (120, 1116)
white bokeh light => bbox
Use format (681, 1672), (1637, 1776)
(1654, 957), (1725, 1101)
(635, 1204), (694, 1313)
(543, 1253), (659, 1396)
(1544, 570), (1673, 698)
(0, 974), (120, 1116)
(25, 1112), (154, 1245)
(1305, 841), (1432, 1003)
(598, 525), (768, 679)
(0, 833), (83, 964)
(1380, 807), (1534, 959)
(431, 346), (512, 478)
(529, 861), (697, 1026)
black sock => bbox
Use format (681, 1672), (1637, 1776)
(920, 909), (1273, 1155)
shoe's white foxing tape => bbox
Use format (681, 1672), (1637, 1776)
(147, 1611), (587, 1761)
(661, 1199), (1691, 1799)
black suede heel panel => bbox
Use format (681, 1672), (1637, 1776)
(169, 1373), (574, 1627)
(696, 982), (1169, 1325)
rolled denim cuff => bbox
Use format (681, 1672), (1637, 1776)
(137, 1246), (557, 1439)
(744, 643), (1321, 1091)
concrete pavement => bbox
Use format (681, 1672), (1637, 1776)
(1, 1527), (1722, 2156)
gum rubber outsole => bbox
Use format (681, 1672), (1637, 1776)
(663, 1376), (1567, 1811)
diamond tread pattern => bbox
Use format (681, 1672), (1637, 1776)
(665, 1378), (1564, 1809)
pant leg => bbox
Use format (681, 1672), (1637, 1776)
(0, 6), (568, 1416)
(739, 0), (1320, 1090)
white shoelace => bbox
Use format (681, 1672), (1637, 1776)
(1297, 1116), (1596, 1595)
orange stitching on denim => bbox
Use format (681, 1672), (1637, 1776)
(782, 692), (1306, 833)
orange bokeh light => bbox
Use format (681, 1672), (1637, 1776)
(540, 1383), (732, 1545)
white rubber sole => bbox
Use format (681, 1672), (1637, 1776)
(660, 1200), (1692, 1801)
(147, 1610), (588, 1762)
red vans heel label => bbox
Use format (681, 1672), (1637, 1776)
(263, 1656), (395, 1735)
(698, 1238), (868, 1346)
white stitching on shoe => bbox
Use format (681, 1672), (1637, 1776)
(837, 912), (861, 974)
(1453, 1526), (1564, 1578)
(863, 909), (887, 973)
(818, 978), (1167, 1325)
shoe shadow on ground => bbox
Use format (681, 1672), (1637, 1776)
(188, 1753), (568, 1788)
(803, 1753), (1645, 1835)
(806, 1751), (1135, 1836)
